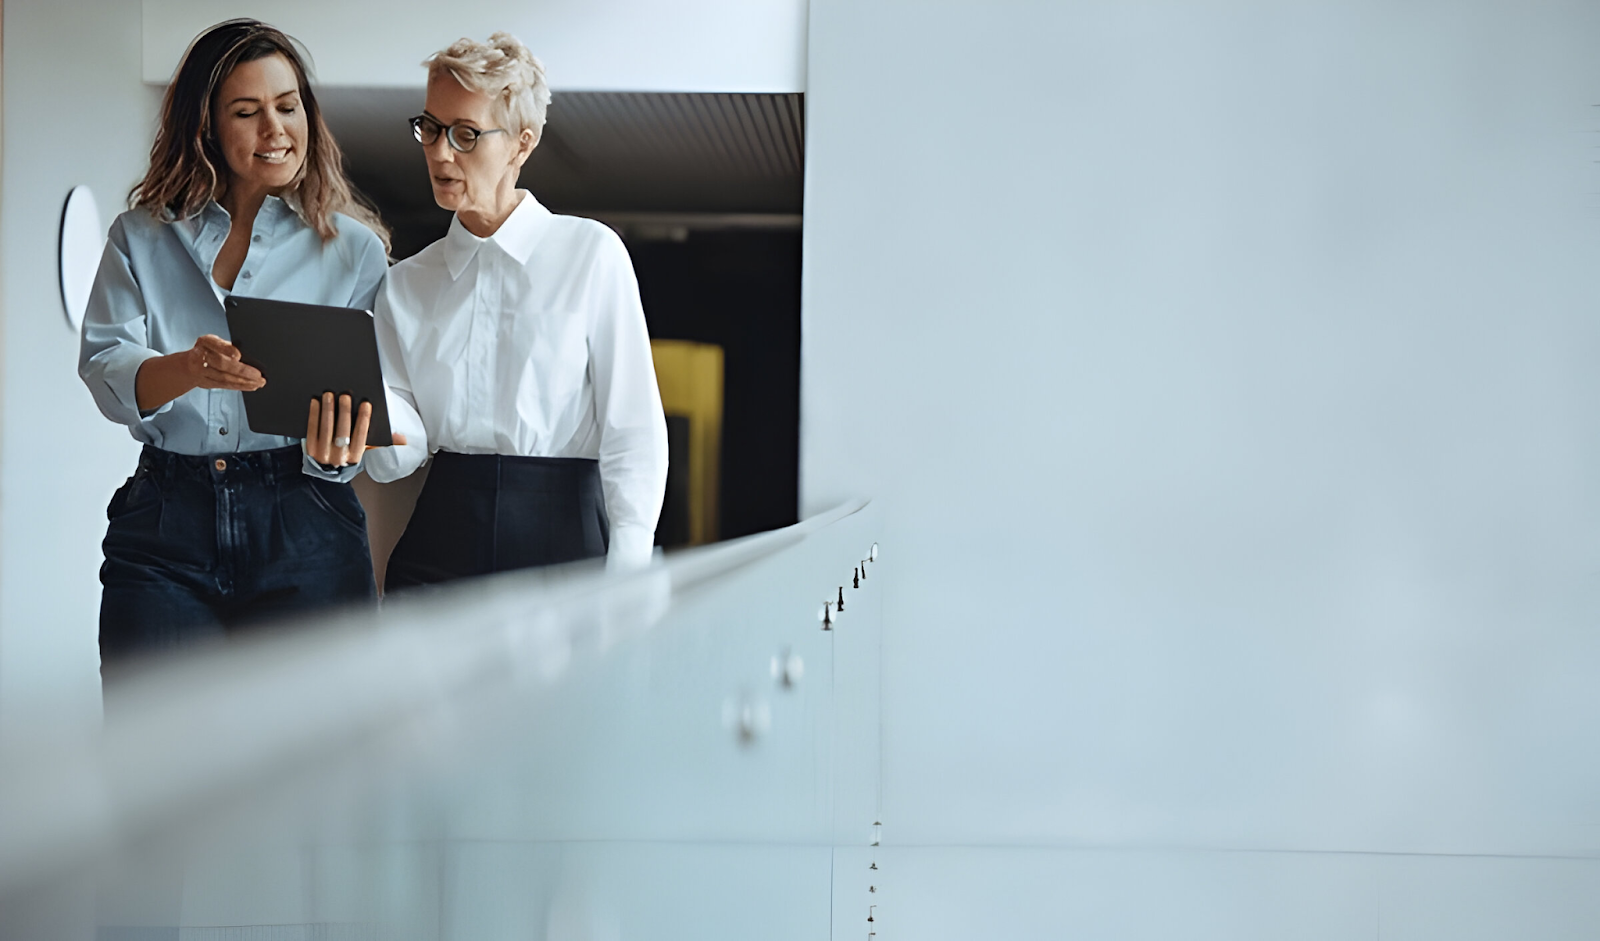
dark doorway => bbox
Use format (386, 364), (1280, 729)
(628, 228), (801, 540)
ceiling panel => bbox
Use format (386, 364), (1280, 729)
(322, 88), (805, 254)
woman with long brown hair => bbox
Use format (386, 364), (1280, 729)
(79, 19), (403, 672)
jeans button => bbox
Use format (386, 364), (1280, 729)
(214, 459), (227, 472)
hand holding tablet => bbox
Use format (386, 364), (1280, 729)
(305, 391), (407, 468)
(224, 296), (407, 467)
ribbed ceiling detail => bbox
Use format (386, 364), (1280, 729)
(322, 88), (805, 256)
(548, 92), (805, 181)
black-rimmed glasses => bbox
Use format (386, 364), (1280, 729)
(409, 114), (508, 153)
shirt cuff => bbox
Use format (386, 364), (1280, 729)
(606, 525), (657, 572)
(102, 348), (174, 422)
(361, 439), (427, 483)
(300, 446), (362, 483)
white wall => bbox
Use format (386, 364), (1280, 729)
(0, 3), (156, 732)
(802, 0), (1600, 934)
(142, 0), (807, 91)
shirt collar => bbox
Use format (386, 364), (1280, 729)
(182, 195), (292, 239)
(442, 190), (552, 280)
(176, 196), (295, 280)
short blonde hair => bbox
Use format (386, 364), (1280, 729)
(424, 32), (551, 139)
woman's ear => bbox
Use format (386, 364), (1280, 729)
(513, 127), (538, 170)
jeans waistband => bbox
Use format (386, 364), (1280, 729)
(137, 444), (304, 485)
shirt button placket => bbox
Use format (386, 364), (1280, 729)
(239, 227), (265, 292)
(471, 262), (495, 444)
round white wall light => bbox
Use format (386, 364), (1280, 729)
(58, 185), (103, 332)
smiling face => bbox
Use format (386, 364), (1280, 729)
(212, 53), (308, 196)
(420, 73), (535, 219)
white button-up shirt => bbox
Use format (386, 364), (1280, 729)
(363, 192), (668, 569)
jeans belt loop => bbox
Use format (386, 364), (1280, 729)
(139, 448), (162, 484)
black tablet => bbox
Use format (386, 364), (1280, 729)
(223, 296), (393, 446)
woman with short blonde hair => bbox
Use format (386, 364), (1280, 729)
(364, 32), (668, 584)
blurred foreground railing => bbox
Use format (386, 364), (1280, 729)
(0, 501), (881, 941)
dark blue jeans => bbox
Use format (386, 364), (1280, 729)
(98, 445), (375, 669)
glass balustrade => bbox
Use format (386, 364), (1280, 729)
(0, 501), (881, 941)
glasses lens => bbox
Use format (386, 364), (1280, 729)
(445, 125), (481, 153)
(410, 116), (440, 145)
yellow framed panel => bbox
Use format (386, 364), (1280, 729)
(650, 339), (724, 545)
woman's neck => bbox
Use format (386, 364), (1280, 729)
(219, 178), (287, 227)
(211, 181), (283, 291)
(458, 185), (525, 239)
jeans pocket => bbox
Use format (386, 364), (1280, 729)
(106, 478), (134, 521)
(107, 469), (160, 522)
(303, 477), (368, 537)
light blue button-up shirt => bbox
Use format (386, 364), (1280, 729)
(79, 197), (387, 481)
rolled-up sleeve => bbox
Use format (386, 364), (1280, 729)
(586, 230), (668, 570)
(78, 217), (170, 431)
(359, 276), (430, 484)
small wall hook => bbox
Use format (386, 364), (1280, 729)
(837, 586), (846, 611)
(771, 648), (804, 688)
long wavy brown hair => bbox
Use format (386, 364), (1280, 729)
(130, 19), (390, 253)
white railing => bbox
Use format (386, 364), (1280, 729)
(0, 501), (881, 941)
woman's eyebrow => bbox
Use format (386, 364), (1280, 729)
(226, 90), (298, 106)
(423, 110), (478, 127)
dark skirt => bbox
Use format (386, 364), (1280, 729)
(99, 445), (376, 669)
(384, 452), (609, 590)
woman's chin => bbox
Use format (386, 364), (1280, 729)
(431, 188), (464, 212)
(234, 164), (303, 194)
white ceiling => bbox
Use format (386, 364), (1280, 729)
(143, 0), (809, 91)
